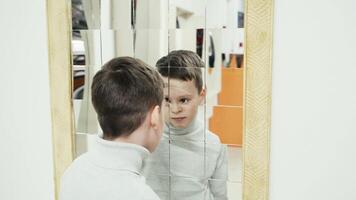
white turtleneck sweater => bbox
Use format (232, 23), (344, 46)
(60, 136), (160, 200)
(143, 118), (228, 200)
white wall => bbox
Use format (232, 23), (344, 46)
(0, 1), (55, 200)
(270, 0), (356, 200)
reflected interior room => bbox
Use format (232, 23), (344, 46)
(72, 0), (245, 199)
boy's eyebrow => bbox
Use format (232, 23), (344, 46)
(176, 95), (193, 99)
(164, 94), (192, 98)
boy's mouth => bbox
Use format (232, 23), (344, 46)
(171, 117), (186, 122)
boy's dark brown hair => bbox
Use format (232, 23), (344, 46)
(91, 57), (164, 140)
(155, 50), (204, 93)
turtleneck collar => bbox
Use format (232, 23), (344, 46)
(88, 136), (150, 175)
(163, 117), (203, 140)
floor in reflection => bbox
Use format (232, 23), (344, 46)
(227, 146), (242, 200)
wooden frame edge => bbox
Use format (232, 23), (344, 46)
(242, 0), (274, 200)
(46, 0), (75, 199)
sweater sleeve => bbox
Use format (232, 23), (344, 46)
(209, 144), (228, 200)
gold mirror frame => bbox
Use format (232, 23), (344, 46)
(47, 0), (274, 199)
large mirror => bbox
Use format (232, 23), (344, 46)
(47, 0), (273, 199)
(71, 0), (244, 199)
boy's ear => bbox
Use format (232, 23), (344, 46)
(199, 88), (206, 105)
(150, 105), (162, 130)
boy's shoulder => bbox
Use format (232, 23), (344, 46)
(206, 129), (222, 144)
(194, 120), (222, 144)
(205, 130), (226, 159)
(61, 152), (91, 180)
(60, 152), (160, 200)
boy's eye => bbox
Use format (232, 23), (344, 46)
(180, 98), (190, 104)
(164, 97), (171, 103)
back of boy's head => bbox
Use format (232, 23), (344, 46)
(155, 50), (204, 93)
(91, 57), (164, 140)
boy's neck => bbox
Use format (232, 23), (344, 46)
(166, 116), (199, 134)
(110, 128), (152, 152)
(112, 132), (145, 148)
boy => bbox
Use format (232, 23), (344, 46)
(60, 57), (164, 200)
(143, 50), (228, 200)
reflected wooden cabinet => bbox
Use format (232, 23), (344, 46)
(210, 62), (244, 146)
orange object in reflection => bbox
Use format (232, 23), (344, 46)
(209, 106), (243, 146)
(209, 67), (244, 146)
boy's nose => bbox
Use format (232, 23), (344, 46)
(170, 103), (182, 113)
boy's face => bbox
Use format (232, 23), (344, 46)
(162, 77), (204, 128)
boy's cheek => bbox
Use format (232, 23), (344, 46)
(162, 107), (170, 121)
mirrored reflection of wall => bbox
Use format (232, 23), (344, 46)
(71, 0), (244, 199)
